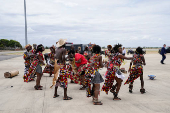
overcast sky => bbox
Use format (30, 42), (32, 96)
(0, 0), (170, 47)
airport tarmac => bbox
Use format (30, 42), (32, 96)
(0, 53), (169, 113)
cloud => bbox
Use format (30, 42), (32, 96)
(0, 0), (170, 47)
(130, 37), (138, 40)
(55, 1), (78, 7)
(158, 38), (162, 41)
(27, 27), (35, 33)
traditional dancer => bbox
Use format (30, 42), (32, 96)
(53, 39), (72, 100)
(23, 44), (33, 82)
(102, 44), (133, 100)
(104, 45), (114, 77)
(43, 46), (55, 77)
(31, 44), (37, 54)
(84, 46), (91, 61)
(30, 44), (37, 62)
(68, 45), (75, 57)
(74, 51), (88, 90)
(67, 45), (75, 83)
(34, 44), (45, 90)
(85, 45), (104, 105)
(30, 44), (37, 78)
(23, 44), (45, 86)
(124, 47), (146, 94)
(105, 45), (112, 60)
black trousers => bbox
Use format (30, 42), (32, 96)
(161, 54), (166, 63)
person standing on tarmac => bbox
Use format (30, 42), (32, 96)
(160, 44), (166, 64)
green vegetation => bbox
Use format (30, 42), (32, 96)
(0, 39), (22, 48)
(45, 46), (50, 49)
(102, 46), (106, 49)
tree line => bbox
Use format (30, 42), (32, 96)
(0, 39), (22, 48)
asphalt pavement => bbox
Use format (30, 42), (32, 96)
(0, 51), (24, 61)
(0, 55), (21, 61)
(0, 50), (24, 55)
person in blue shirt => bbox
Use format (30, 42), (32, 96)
(161, 44), (166, 64)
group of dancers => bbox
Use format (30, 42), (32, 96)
(23, 39), (146, 105)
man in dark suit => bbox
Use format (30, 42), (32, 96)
(161, 44), (166, 64)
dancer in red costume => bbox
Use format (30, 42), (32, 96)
(23, 44), (35, 82)
(85, 45), (104, 105)
(124, 47), (146, 94)
(102, 44), (133, 100)
(67, 45), (75, 83)
(34, 44), (45, 90)
(74, 51), (87, 90)
(105, 45), (112, 60)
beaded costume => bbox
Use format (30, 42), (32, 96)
(102, 53), (123, 94)
(66, 64), (74, 81)
(23, 52), (44, 82)
(23, 51), (31, 80)
(55, 64), (68, 88)
(43, 52), (55, 74)
(124, 54), (143, 85)
(85, 54), (101, 97)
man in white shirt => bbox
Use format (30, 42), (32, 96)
(122, 47), (126, 56)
